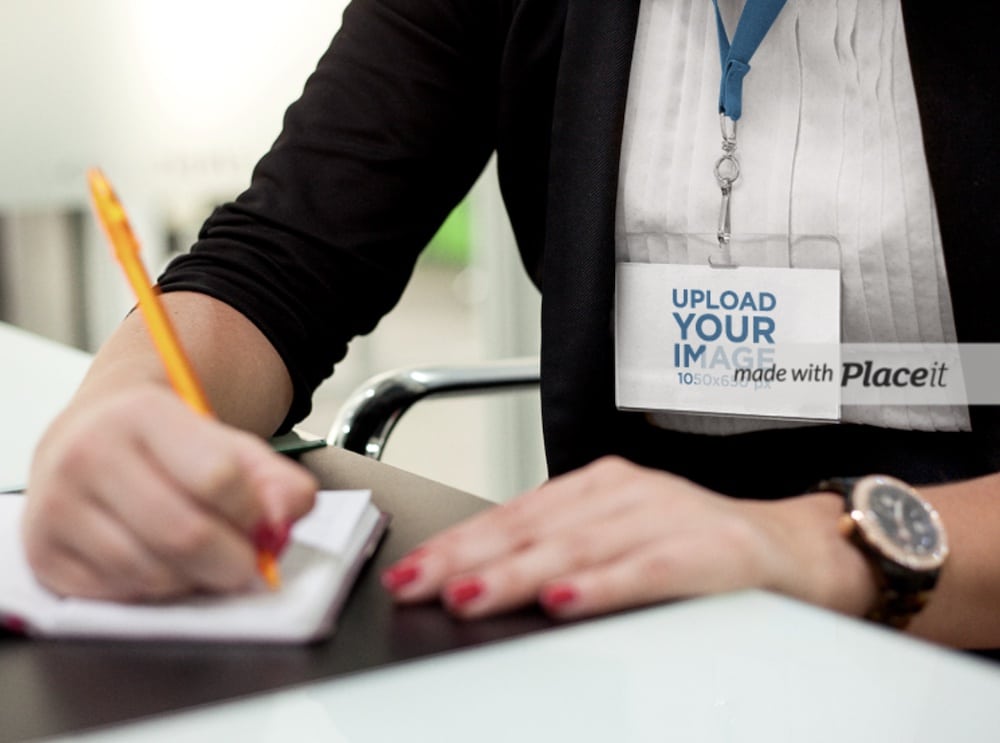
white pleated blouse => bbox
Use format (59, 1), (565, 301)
(615, 0), (969, 434)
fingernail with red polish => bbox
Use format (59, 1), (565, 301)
(2, 615), (27, 634)
(252, 521), (274, 551)
(540, 584), (578, 611)
(253, 520), (291, 556)
(445, 577), (485, 607)
(381, 562), (422, 592)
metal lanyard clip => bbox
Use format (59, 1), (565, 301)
(712, 114), (740, 267)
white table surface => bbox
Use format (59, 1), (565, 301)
(0, 322), (90, 491)
(56, 591), (1000, 743)
(5, 323), (1000, 742)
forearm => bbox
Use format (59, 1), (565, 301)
(909, 474), (1000, 648)
(67, 292), (293, 438)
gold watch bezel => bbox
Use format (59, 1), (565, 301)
(847, 474), (949, 573)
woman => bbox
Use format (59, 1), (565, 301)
(25, 0), (1000, 648)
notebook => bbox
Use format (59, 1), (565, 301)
(0, 489), (388, 644)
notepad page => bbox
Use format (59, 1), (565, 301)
(292, 486), (370, 553)
(0, 490), (380, 642)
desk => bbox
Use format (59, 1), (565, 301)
(3, 324), (1000, 742)
(0, 322), (90, 492)
(0, 322), (555, 741)
(52, 593), (1000, 743)
(0, 447), (555, 742)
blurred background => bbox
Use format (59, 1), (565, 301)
(0, 0), (545, 502)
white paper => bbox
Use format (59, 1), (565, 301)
(0, 489), (382, 643)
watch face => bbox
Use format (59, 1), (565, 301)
(850, 476), (949, 571)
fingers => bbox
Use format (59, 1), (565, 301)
(435, 509), (655, 618)
(382, 456), (776, 621)
(24, 493), (189, 601)
(136, 397), (317, 532)
(421, 514), (760, 621)
(386, 457), (653, 602)
(24, 386), (318, 601)
(240, 450), (318, 532)
(541, 526), (765, 619)
(87, 449), (261, 593)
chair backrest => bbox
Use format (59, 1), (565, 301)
(329, 357), (540, 461)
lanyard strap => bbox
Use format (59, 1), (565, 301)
(711, 0), (788, 121)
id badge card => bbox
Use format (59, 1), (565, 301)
(615, 234), (841, 421)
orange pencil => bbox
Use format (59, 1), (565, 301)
(87, 168), (282, 590)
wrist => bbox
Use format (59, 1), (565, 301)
(812, 476), (949, 629)
(750, 492), (879, 616)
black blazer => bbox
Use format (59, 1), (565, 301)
(160, 0), (998, 495)
(507, 1), (1000, 491)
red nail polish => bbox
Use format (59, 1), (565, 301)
(2, 615), (27, 634)
(252, 521), (291, 555)
(446, 578), (485, 607)
(540, 584), (578, 610)
(382, 563), (421, 591)
(252, 521), (276, 552)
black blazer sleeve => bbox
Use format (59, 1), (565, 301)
(157, 0), (504, 431)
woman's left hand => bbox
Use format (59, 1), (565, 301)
(381, 456), (878, 620)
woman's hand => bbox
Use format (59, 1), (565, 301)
(382, 456), (878, 620)
(23, 385), (317, 602)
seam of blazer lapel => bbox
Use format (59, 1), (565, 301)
(541, 0), (641, 473)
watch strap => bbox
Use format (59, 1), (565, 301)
(808, 475), (939, 629)
(810, 477), (857, 498)
(868, 560), (938, 629)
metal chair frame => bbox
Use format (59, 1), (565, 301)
(329, 357), (540, 461)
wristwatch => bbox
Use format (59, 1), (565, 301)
(815, 475), (949, 628)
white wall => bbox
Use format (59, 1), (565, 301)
(0, 0), (349, 206)
(0, 0), (350, 343)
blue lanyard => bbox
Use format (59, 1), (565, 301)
(711, 0), (788, 121)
